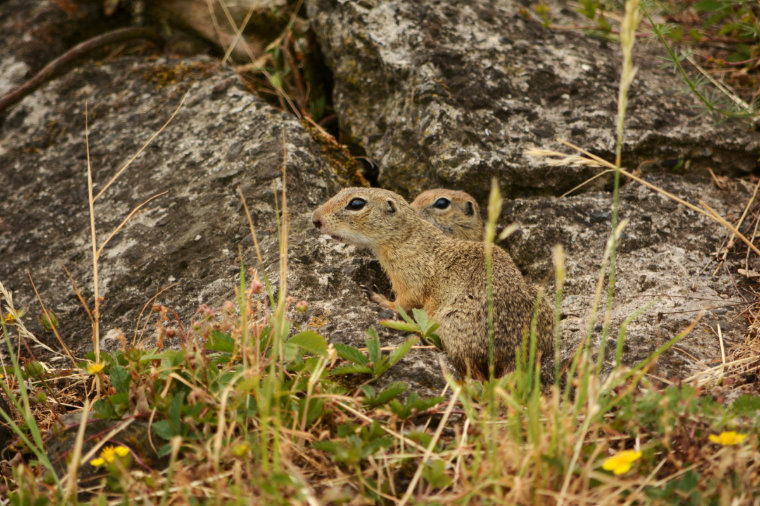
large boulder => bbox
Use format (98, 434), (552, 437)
(306, 0), (760, 200)
(501, 174), (753, 379)
(0, 50), (445, 393)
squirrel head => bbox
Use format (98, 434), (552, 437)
(411, 189), (483, 241)
(312, 187), (429, 250)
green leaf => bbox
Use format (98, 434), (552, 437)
(307, 399), (324, 425)
(289, 331), (328, 357)
(313, 439), (360, 465)
(207, 330), (235, 353)
(331, 363), (373, 376)
(109, 392), (129, 417)
(337, 422), (357, 437)
(152, 420), (175, 441)
(312, 440), (339, 453)
(577, 0), (595, 19)
(360, 385), (376, 398)
(93, 398), (116, 419)
(139, 350), (178, 363)
(298, 397), (324, 427)
(407, 430), (433, 447)
(269, 72), (283, 90)
(728, 44), (751, 62)
(423, 332), (443, 350)
(363, 436), (393, 457)
(284, 342), (299, 362)
(169, 392), (184, 434)
(333, 343), (369, 365)
(108, 365), (130, 394)
(388, 399), (408, 418)
(423, 459), (453, 489)
(694, 0), (723, 12)
(379, 320), (418, 333)
(387, 337), (418, 367)
(407, 393), (444, 413)
(667, 24), (683, 42)
(389, 393), (443, 419)
(595, 13), (611, 33)
(412, 308), (429, 329)
(157, 443), (174, 457)
(732, 394), (760, 415)
(396, 304), (415, 325)
(366, 329), (381, 364)
(689, 28), (703, 42)
(161, 350), (186, 367)
(365, 382), (407, 407)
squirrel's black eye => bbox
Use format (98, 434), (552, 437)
(432, 197), (451, 210)
(345, 197), (367, 211)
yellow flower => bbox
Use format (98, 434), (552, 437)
(2, 309), (25, 324)
(601, 450), (642, 475)
(91, 445), (129, 469)
(100, 445), (129, 463)
(232, 441), (250, 457)
(87, 362), (105, 374)
(709, 431), (747, 446)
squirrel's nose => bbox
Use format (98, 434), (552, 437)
(311, 209), (323, 229)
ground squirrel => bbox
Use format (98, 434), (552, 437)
(411, 189), (483, 241)
(372, 188), (482, 309)
(312, 187), (554, 381)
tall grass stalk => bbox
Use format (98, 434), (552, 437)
(484, 178), (502, 381)
(483, 179), (502, 467)
(249, 130), (291, 475)
(63, 398), (91, 501)
(159, 436), (183, 506)
(0, 315), (61, 493)
(60, 93), (185, 497)
(399, 383), (461, 505)
(85, 93), (185, 386)
(564, 219), (628, 408)
(552, 245), (565, 385)
(599, 0), (642, 378)
(558, 0), (641, 501)
(85, 103), (101, 381)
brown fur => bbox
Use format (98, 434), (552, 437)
(411, 189), (483, 241)
(312, 187), (554, 381)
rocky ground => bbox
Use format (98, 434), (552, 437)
(1, 0), (758, 400)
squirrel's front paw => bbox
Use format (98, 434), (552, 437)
(370, 291), (396, 311)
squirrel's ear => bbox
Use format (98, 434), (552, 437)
(466, 201), (475, 216)
(386, 199), (396, 214)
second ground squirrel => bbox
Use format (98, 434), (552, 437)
(312, 187), (554, 381)
(411, 189), (483, 241)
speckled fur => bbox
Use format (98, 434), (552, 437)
(312, 187), (554, 381)
(411, 189), (483, 241)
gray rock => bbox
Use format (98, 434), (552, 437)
(500, 174), (752, 379)
(307, 0), (760, 201)
(0, 53), (444, 396)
